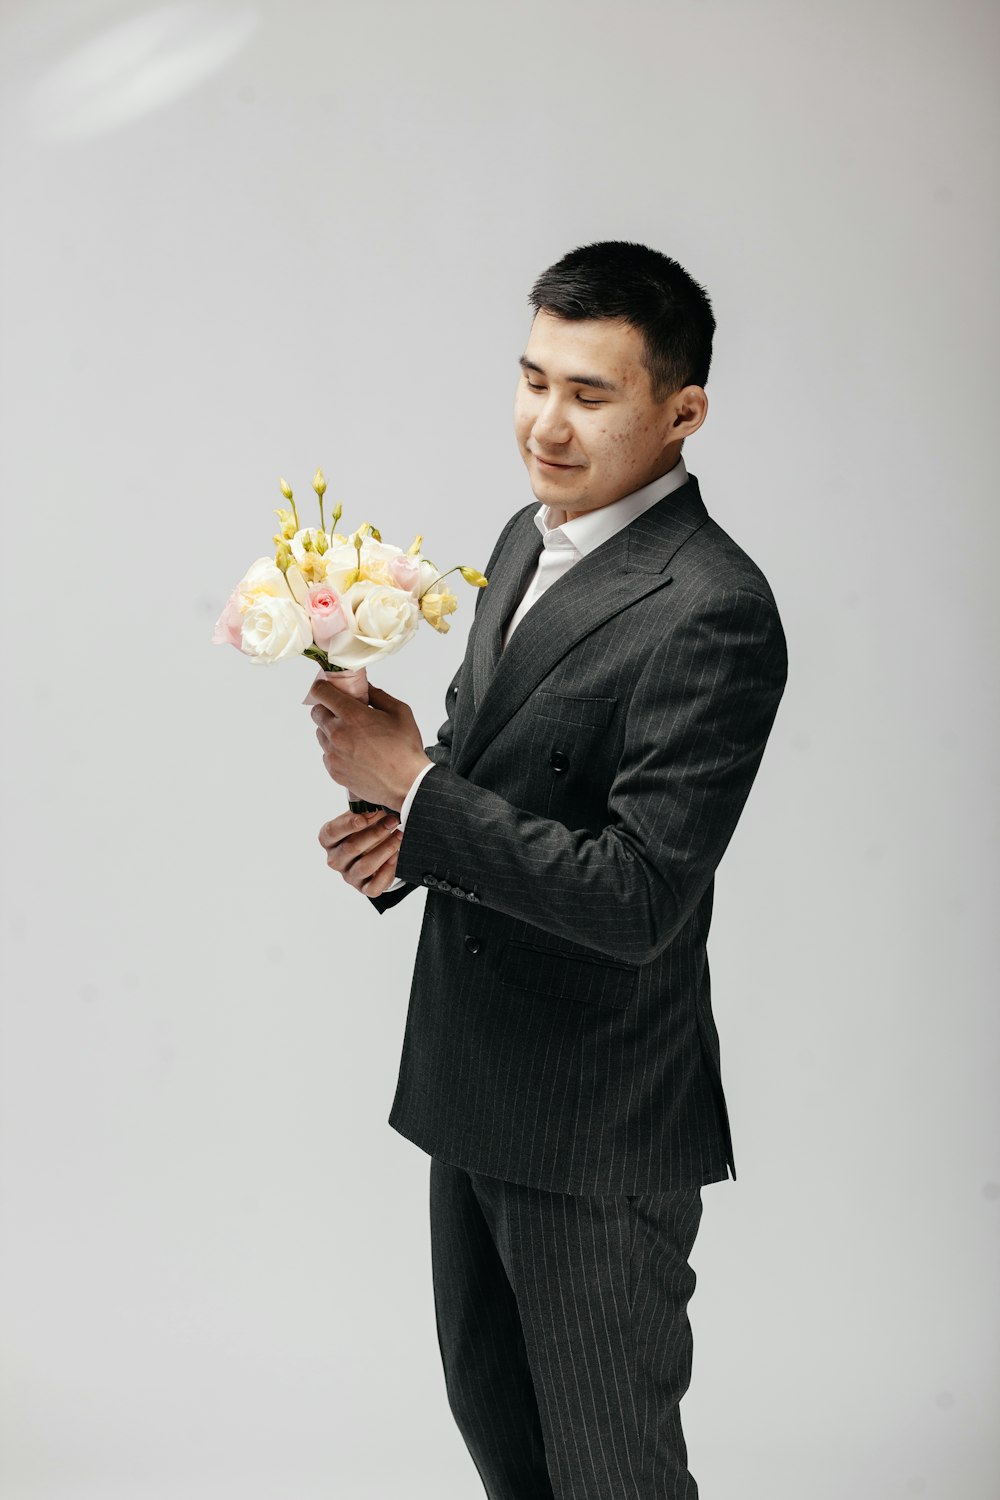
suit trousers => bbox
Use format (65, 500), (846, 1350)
(429, 1156), (704, 1499)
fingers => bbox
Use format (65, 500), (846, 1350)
(318, 810), (405, 888)
(356, 840), (402, 897)
(318, 809), (384, 850)
(340, 820), (405, 894)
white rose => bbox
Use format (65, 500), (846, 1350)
(357, 538), (408, 586)
(321, 538), (407, 594)
(323, 580), (421, 669)
(240, 555), (309, 607)
(241, 593), (314, 665)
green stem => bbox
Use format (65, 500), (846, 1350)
(302, 645), (332, 669)
(418, 563), (460, 600)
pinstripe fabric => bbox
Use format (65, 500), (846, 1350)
(430, 1156), (703, 1499)
(370, 473), (787, 1194)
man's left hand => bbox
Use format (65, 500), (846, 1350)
(305, 677), (432, 810)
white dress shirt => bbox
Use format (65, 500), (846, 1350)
(380, 456), (689, 891)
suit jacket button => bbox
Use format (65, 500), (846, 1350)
(550, 749), (569, 772)
(422, 873), (435, 886)
(464, 935), (481, 954)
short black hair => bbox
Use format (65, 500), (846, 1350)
(528, 240), (715, 402)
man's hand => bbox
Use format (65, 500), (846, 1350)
(305, 678), (431, 809)
(318, 809), (406, 898)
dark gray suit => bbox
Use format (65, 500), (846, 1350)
(368, 472), (787, 1496)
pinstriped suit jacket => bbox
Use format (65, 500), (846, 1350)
(369, 473), (787, 1194)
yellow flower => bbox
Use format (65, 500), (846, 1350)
(273, 507), (297, 540)
(407, 534), (424, 556)
(312, 467), (327, 498)
(419, 586), (459, 633)
(297, 551), (328, 585)
(279, 477), (293, 500)
(459, 565), (489, 588)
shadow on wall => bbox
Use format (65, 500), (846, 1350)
(24, 1), (259, 142)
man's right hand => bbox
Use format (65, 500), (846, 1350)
(318, 809), (406, 898)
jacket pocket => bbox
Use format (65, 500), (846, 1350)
(496, 937), (637, 1010)
(524, 690), (618, 729)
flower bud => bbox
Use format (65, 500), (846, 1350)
(459, 566), (489, 588)
(273, 506), (297, 539)
(407, 534), (424, 556)
(279, 477), (293, 500)
(312, 467), (327, 498)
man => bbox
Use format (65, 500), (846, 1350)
(309, 241), (787, 1498)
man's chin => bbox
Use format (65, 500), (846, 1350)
(527, 468), (585, 502)
(532, 486), (581, 511)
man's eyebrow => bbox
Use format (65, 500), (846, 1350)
(518, 355), (619, 393)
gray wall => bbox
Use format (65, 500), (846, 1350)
(1, 1), (996, 1496)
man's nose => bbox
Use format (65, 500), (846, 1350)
(531, 394), (572, 445)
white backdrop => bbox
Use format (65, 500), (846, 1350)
(1, 1), (997, 1496)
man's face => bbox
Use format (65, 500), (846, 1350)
(513, 309), (694, 520)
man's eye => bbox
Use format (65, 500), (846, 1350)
(524, 378), (603, 407)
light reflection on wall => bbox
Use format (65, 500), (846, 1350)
(27, 1), (259, 142)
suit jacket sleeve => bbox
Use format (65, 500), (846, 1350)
(365, 506), (525, 916)
(391, 586), (788, 962)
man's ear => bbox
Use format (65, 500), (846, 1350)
(662, 384), (707, 443)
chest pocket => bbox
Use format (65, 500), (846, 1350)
(524, 690), (618, 729)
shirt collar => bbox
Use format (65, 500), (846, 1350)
(532, 455), (690, 558)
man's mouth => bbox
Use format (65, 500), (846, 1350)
(534, 455), (577, 469)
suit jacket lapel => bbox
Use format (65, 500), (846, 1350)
(455, 474), (710, 779)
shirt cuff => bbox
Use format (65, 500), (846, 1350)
(381, 762), (435, 891)
(399, 760), (436, 829)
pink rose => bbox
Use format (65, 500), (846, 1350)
(212, 585), (247, 650)
(388, 555), (420, 593)
(306, 583), (350, 651)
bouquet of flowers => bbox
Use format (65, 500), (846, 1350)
(213, 467), (488, 812)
